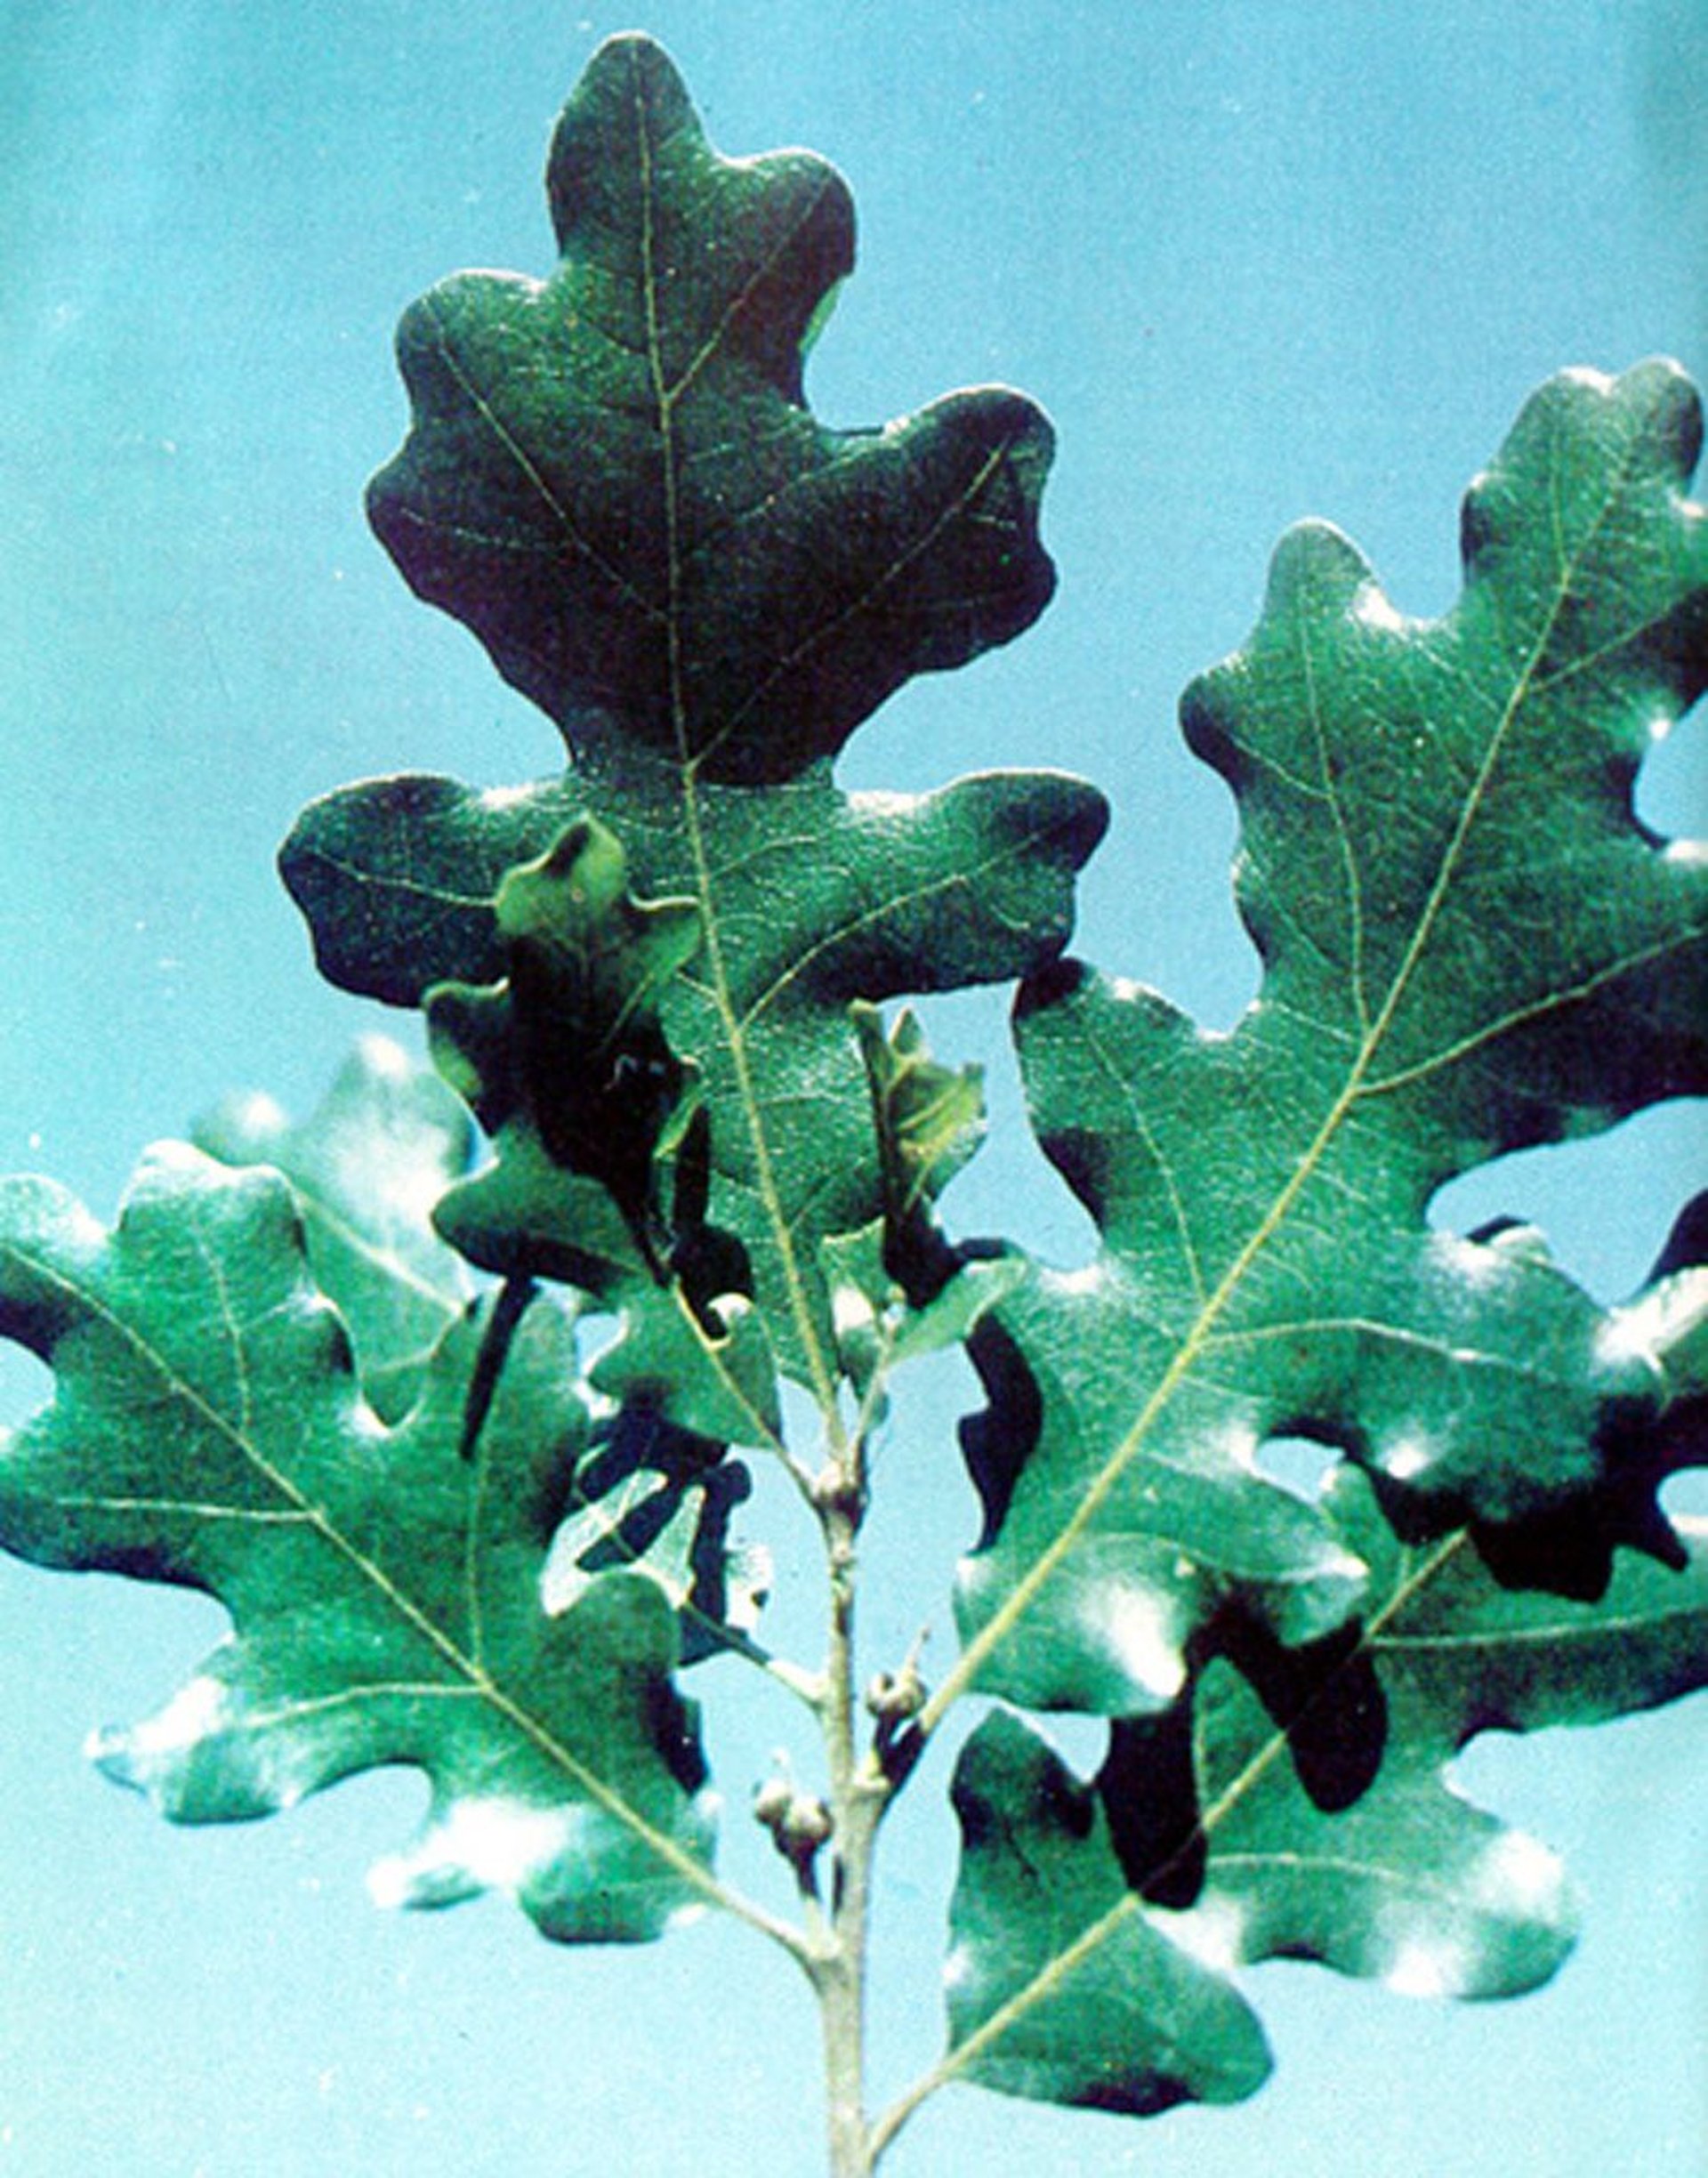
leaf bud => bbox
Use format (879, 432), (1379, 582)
(753, 1775), (795, 1833)
(865, 1663), (926, 1724)
(778, 1793), (834, 1855)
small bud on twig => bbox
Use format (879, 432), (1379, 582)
(753, 1760), (834, 1899)
(865, 1662), (926, 1726)
(866, 1629), (931, 1784)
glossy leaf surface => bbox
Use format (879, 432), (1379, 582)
(282, 33), (1105, 1381)
(428, 813), (702, 1244)
(3, 29), (1703, 2161)
(422, 813), (784, 1445)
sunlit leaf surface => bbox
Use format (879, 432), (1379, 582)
(0, 1148), (715, 1942)
(194, 1035), (475, 1421)
(939, 361), (1708, 2116)
(959, 362), (1708, 1719)
(947, 1475), (1708, 2114)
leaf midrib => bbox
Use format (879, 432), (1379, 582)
(874, 399), (1667, 2153)
(0, 1227), (782, 1940)
(922, 408), (1631, 1740)
(627, 47), (844, 1420)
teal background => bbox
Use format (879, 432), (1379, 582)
(1, 4), (1704, 2172)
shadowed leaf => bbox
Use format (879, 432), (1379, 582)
(428, 814), (702, 1247)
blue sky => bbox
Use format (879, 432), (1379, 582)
(1, 5), (1703, 2173)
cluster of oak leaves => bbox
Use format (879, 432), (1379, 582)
(1, 35), (1704, 2121)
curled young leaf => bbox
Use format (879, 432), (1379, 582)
(427, 813), (702, 1262)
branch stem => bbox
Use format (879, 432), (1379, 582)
(807, 1440), (898, 2176)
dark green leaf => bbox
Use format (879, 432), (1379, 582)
(420, 812), (783, 1446)
(851, 997), (987, 1296)
(958, 363), (1708, 1716)
(282, 34), (1103, 1389)
(540, 1407), (769, 1666)
(1156, 1470), (1708, 1987)
(852, 1000), (987, 1227)
(821, 1218), (1023, 1408)
(284, 758), (1103, 1383)
(428, 813), (701, 1246)
(947, 1471), (1708, 2114)
(0, 1148), (715, 1943)
(367, 34), (1055, 785)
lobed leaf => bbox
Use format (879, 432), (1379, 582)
(281, 33), (1105, 1388)
(946, 1470), (1708, 2116)
(946, 1707), (1272, 2118)
(0, 1147), (717, 1942)
(421, 812), (785, 1445)
(956, 361), (1708, 1718)
(284, 740), (1102, 1386)
(539, 1406), (769, 1668)
(367, 34), (1056, 785)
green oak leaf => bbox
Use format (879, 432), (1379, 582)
(283, 757), (1103, 1386)
(853, 1000), (987, 1230)
(945, 1707), (1273, 2118)
(585, 1280), (783, 1450)
(430, 1133), (781, 1451)
(957, 361), (1708, 1715)
(428, 813), (702, 1253)
(193, 1035), (476, 1422)
(956, 1252), (1370, 1714)
(851, 997), (986, 1295)
(280, 32), (1105, 1389)
(947, 1467), (1708, 2118)
(823, 1004), (1019, 1405)
(367, 34), (1055, 785)
(423, 812), (782, 1448)
(0, 1146), (716, 1943)
(191, 1037), (762, 1650)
